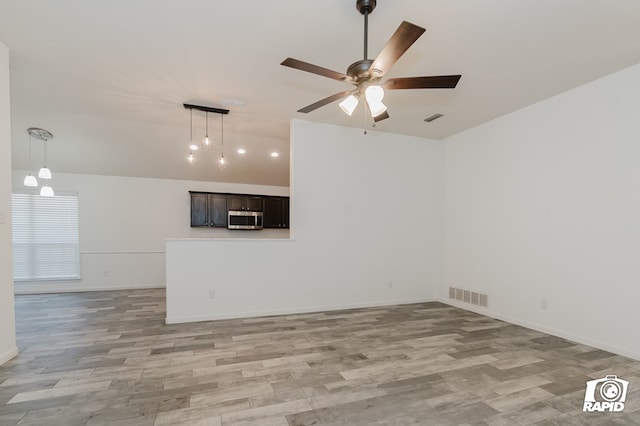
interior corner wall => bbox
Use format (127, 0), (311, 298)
(0, 41), (18, 365)
(165, 120), (445, 323)
(443, 63), (640, 359)
(10, 170), (289, 293)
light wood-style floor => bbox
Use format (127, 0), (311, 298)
(0, 288), (638, 425)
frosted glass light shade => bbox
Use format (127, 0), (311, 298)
(38, 167), (52, 180)
(339, 95), (359, 116)
(24, 174), (38, 187)
(40, 185), (54, 197)
(365, 85), (384, 103)
(368, 101), (387, 118)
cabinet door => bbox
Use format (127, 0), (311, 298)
(227, 195), (245, 211)
(263, 197), (282, 228)
(190, 193), (209, 227)
(263, 196), (289, 228)
(246, 196), (264, 212)
(210, 194), (227, 227)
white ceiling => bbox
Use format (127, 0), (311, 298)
(2, 1), (640, 187)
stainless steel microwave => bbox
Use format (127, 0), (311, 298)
(227, 210), (263, 230)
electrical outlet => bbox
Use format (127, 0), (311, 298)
(209, 289), (216, 299)
(388, 281), (393, 289)
(540, 299), (548, 310)
(103, 270), (109, 278)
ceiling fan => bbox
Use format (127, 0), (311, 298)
(281, 0), (462, 123)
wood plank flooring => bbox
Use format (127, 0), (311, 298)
(0, 288), (638, 425)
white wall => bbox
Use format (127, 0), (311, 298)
(444, 63), (640, 359)
(166, 120), (445, 322)
(11, 171), (289, 293)
(0, 42), (17, 365)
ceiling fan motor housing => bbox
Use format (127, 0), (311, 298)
(356, 0), (377, 14)
(347, 59), (376, 83)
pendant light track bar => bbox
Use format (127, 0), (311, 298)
(183, 103), (229, 115)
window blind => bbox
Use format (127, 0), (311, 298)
(11, 192), (80, 281)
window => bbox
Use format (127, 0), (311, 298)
(11, 192), (80, 281)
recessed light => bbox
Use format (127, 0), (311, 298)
(189, 144), (198, 151)
(237, 148), (246, 154)
(270, 152), (279, 158)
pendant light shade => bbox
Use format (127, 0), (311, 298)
(38, 167), (52, 180)
(24, 174), (38, 187)
(202, 111), (211, 148)
(217, 155), (227, 169)
(40, 184), (54, 197)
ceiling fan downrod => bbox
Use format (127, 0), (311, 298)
(357, 0), (376, 60)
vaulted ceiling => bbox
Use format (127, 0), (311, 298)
(2, 1), (640, 187)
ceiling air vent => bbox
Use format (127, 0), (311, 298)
(424, 113), (443, 123)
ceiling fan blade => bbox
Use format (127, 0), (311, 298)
(369, 21), (426, 78)
(373, 110), (389, 123)
(384, 75), (462, 90)
(281, 58), (350, 82)
(297, 91), (354, 114)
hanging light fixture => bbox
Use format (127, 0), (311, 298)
(202, 111), (211, 148)
(29, 127), (54, 180)
(217, 113), (227, 170)
(182, 103), (229, 169)
(23, 130), (38, 187)
(27, 128), (54, 196)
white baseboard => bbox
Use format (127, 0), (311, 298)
(0, 347), (18, 366)
(166, 297), (437, 324)
(440, 299), (640, 362)
(14, 283), (165, 295)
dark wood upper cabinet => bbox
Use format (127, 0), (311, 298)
(189, 192), (227, 227)
(263, 196), (290, 228)
(227, 194), (263, 212)
(190, 191), (287, 229)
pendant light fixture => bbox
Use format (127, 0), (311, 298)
(40, 184), (54, 197)
(217, 113), (227, 170)
(187, 108), (196, 165)
(23, 130), (38, 187)
(27, 127), (55, 196)
(31, 127), (54, 180)
(202, 111), (211, 148)
(182, 103), (229, 170)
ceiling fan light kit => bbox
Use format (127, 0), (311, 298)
(281, 0), (461, 124)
